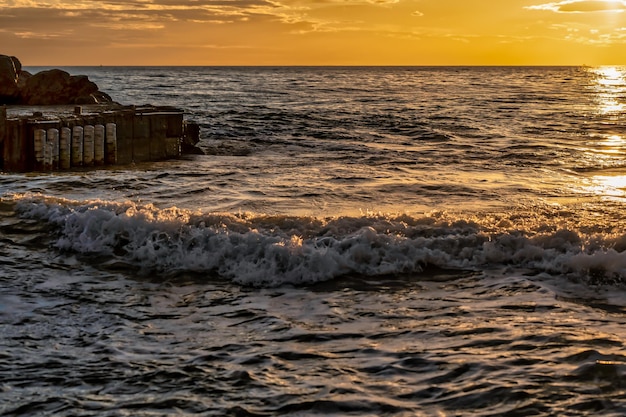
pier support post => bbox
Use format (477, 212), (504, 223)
(71, 126), (84, 167)
(105, 123), (117, 165)
(47, 128), (60, 170)
(34, 129), (46, 171)
(83, 125), (95, 166)
(60, 127), (71, 170)
(94, 125), (105, 166)
(133, 114), (150, 162)
(0, 106), (5, 169)
(114, 111), (133, 165)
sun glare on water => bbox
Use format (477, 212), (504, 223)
(590, 66), (626, 114)
(585, 174), (626, 200)
(573, 66), (626, 200)
(595, 66), (624, 86)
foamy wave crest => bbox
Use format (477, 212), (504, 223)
(11, 195), (626, 286)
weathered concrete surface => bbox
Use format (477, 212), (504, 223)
(182, 121), (202, 154)
(1, 104), (199, 172)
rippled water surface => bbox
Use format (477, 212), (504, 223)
(1, 66), (626, 415)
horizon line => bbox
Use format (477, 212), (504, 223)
(21, 64), (613, 68)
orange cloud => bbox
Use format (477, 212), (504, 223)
(527, 0), (626, 13)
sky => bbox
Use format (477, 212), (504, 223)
(1, 0), (626, 66)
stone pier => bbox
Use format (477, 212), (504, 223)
(0, 104), (200, 172)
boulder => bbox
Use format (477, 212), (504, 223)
(19, 69), (108, 105)
(76, 90), (113, 105)
(0, 53), (114, 105)
(16, 70), (32, 90)
(0, 55), (22, 104)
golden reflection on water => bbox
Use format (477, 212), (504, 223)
(588, 134), (626, 156)
(593, 66), (624, 87)
(583, 173), (626, 201)
(598, 98), (624, 115)
(589, 64), (626, 114)
(589, 66), (626, 114)
(574, 67), (626, 201)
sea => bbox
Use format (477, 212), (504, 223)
(1, 66), (626, 416)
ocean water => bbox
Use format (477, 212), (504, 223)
(1, 66), (626, 415)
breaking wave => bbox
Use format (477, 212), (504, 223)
(9, 194), (626, 287)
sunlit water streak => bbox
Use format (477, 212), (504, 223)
(1, 66), (626, 416)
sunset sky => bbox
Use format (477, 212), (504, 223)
(1, 0), (626, 66)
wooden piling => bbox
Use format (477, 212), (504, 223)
(133, 113), (150, 163)
(72, 126), (84, 167)
(3, 119), (28, 172)
(114, 109), (134, 165)
(33, 129), (46, 171)
(105, 123), (117, 165)
(0, 106), (5, 169)
(1, 104), (190, 172)
(60, 127), (71, 170)
(83, 125), (95, 166)
(94, 125), (105, 166)
(47, 128), (60, 170)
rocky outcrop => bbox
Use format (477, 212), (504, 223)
(19, 69), (113, 105)
(0, 54), (114, 105)
(16, 70), (32, 91)
(0, 55), (23, 104)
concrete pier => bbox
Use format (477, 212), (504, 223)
(0, 104), (199, 172)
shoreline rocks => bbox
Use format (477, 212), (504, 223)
(0, 55), (23, 104)
(0, 54), (114, 106)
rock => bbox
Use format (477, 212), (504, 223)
(0, 53), (114, 105)
(20, 69), (106, 105)
(76, 90), (113, 105)
(16, 70), (32, 90)
(0, 55), (22, 104)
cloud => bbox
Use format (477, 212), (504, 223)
(0, 0), (279, 16)
(542, 20), (626, 45)
(0, 0), (391, 40)
(526, 0), (626, 13)
(13, 30), (70, 39)
(0, 0), (280, 43)
(0, 0), (421, 57)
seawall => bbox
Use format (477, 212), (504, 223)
(0, 104), (199, 172)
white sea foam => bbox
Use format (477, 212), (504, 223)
(9, 194), (626, 287)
